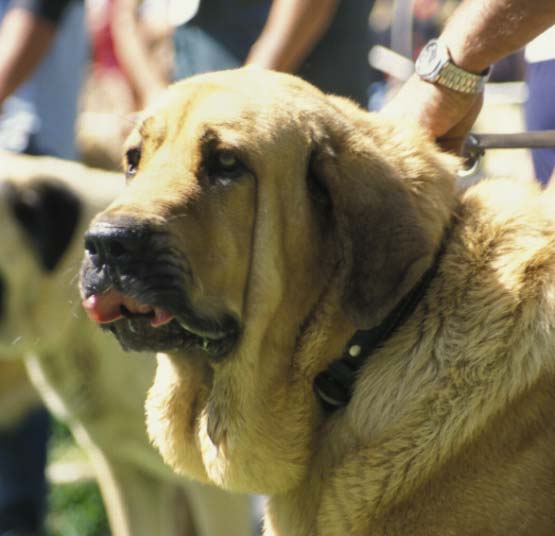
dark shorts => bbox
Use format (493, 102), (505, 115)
(0, 408), (49, 534)
(173, 0), (374, 108)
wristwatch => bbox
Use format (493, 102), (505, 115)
(415, 39), (490, 94)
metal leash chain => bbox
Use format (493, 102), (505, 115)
(462, 130), (555, 173)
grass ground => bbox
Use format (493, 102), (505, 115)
(45, 420), (110, 536)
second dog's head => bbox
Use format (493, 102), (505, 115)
(0, 153), (121, 353)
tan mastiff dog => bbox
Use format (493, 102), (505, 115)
(0, 151), (253, 536)
(0, 360), (41, 428)
(80, 68), (555, 535)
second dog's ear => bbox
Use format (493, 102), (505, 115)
(7, 179), (81, 271)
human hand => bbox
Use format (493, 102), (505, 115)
(382, 74), (483, 154)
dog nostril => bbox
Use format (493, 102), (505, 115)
(85, 221), (147, 265)
(84, 236), (98, 256)
(107, 240), (127, 258)
(84, 234), (106, 268)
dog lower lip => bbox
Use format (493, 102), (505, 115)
(176, 317), (231, 341)
(120, 305), (175, 329)
(175, 316), (239, 354)
(105, 316), (238, 357)
(82, 290), (177, 329)
(120, 305), (154, 320)
(83, 288), (239, 356)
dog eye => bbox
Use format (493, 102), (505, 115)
(125, 147), (141, 179)
(206, 149), (245, 183)
(217, 150), (238, 170)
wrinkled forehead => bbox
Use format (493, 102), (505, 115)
(127, 69), (322, 149)
(134, 87), (252, 146)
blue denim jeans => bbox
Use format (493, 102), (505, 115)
(525, 59), (555, 185)
(0, 409), (50, 535)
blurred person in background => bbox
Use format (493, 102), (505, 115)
(524, 26), (555, 186)
(0, 0), (87, 159)
(87, 0), (172, 111)
(80, 0), (172, 169)
(0, 0), (87, 533)
(173, 0), (376, 108)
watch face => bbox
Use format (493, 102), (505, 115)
(416, 39), (446, 81)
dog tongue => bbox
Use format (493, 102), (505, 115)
(82, 290), (126, 324)
(82, 290), (175, 327)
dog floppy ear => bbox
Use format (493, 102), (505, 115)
(6, 179), (81, 271)
(310, 98), (455, 328)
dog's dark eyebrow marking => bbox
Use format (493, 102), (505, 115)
(199, 127), (220, 147)
(139, 116), (167, 141)
(136, 116), (167, 154)
(138, 116), (155, 138)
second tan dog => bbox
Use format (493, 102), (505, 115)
(0, 150), (253, 536)
(0, 360), (40, 428)
(80, 69), (555, 535)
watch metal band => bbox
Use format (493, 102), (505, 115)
(436, 61), (489, 94)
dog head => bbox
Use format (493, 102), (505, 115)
(80, 68), (457, 493)
(0, 153), (122, 353)
(0, 176), (80, 352)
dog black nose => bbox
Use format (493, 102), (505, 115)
(84, 222), (147, 268)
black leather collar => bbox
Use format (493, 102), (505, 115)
(313, 234), (448, 413)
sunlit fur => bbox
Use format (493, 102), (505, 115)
(88, 69), (555, 535)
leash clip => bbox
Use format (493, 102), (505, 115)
(460, 129), (555, 177)
(460, 133), (484, 177)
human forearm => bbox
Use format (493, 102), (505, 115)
(111, 0), (167, 107)
(441, 0), (555, 74)
(384, 0), (555, 154)
(0, 8), (55, 104)
(245, 0), (340, 72)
